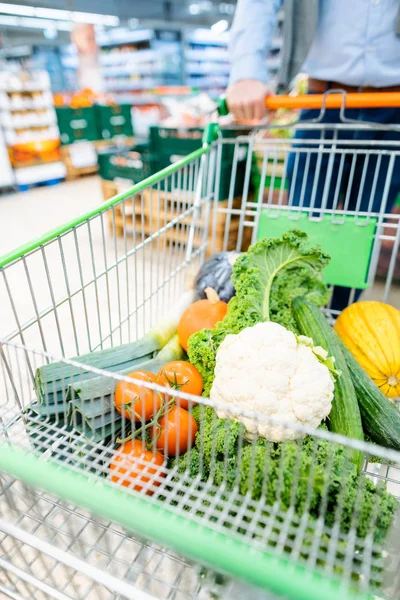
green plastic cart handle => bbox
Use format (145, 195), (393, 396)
(218, 96), (229, 116)
(0, 444), (370, 600)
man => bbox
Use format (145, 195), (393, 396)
(227, 0), (400, 308)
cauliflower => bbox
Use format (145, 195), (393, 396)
(210, 322), (335, 442)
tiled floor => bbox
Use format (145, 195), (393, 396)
(0, 176), (104, 256)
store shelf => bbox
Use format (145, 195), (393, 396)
(100, 49), (159, 66)
(186, 29), (229, 46)
(185, 63), (230, 75)
(186, 48), (228, 62)
(1, 109), (57, 130)
(104, 65), (181, 77)
(104, 80), (160, 91)
(97, 28), (154, 47)
(0, 92), (54, 110)
(5, 129), (60, 145)
(13, 161), (66, 185)
(186, 77), (228, 89)
(0, 70), (61, 169)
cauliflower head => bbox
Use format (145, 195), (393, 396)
(210, 322), (335, 442)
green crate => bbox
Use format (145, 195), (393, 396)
(56, 107), (99, 145)
(149, 127), (244, 163)
(95, 104), (134, 140)
(149, 126), (203, 156)
(154, 152), (246, 201)
(98, 146), (157, 183)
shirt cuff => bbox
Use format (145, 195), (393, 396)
(229, 53), (268, 87)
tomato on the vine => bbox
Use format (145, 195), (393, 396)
(157, 361), (202, 409)
(110, 440), (165, 494)
(114, 370), (162, 422)
(151, 405), (198, 456)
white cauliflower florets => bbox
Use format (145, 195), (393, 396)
(210, 322), (334, 442)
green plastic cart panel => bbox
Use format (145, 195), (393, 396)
(257, 210), (377, 289)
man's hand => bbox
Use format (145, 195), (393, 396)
(226, 79), (271, 121)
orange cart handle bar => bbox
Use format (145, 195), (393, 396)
(218, 92), (400, 115)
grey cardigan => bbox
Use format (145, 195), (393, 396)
(279, 0), (400, 89)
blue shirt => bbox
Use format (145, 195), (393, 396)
(229, 0), (400, 88)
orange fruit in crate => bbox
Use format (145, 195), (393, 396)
(53, 93), (65, 107)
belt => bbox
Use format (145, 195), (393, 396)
(308, 78), (400, 94)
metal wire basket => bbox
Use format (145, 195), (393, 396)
(1, 93), (400, 600)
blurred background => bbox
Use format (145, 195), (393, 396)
(0, 1), (275, 241)
(0, 0), (288, 249)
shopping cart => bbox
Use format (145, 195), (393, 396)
(1, 91), (400, 600)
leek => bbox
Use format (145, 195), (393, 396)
(68, 334), (183, 435)
(35, 290), (194, 405)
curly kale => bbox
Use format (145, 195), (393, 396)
(176, 408), (397, 544)
(188, 230), (330, 396)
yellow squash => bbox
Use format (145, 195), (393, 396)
(334, 301), (400, 399)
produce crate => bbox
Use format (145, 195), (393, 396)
(104, 188), (252, 256)
(95, 104), (134, 139)
(98, 145), (157, 183)
(149, 126), (246, 163)
(61, 142), (99, 180)
(55, 107), (100, 145)
(149, 126), (202, 156)
(93, 137), (135, 151)
(154, 152), (247, 201)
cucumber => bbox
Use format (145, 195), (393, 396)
(292, 297), (364, 471)
(337, 337), (400, 452)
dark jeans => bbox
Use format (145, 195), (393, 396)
(286, 104), (400, 311)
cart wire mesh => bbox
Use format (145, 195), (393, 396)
(1, 114), (400, 600)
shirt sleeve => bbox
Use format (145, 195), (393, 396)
(229, 0), (283, 86)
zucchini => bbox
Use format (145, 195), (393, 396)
(338, 337), (400, 452)
(292, 297), (364, 471)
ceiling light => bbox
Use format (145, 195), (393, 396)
(0, 15), (72, 31)
(0, 4), (119, 27)
(19, 17), (56, 29)
(211, 19), (229, 34)
(35, 8), (70, 21)
(189, 3), (200, 14)
(72, 11), (119, 26)
(0, 3), (35, 16)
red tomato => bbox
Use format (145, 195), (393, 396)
(157, 361), (202, 409)
(151, 405), (198, 456)
(114, 370), (162, 422)
(110, 440), (165, 495)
